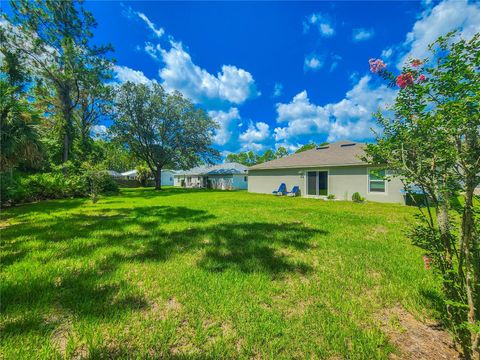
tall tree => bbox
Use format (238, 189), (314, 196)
(112, 82), (219, 189)
(275, 146), (289, 158)
(2, 0), (113, 164)
(366, 32), (479, 358)
(258, 149), (275, 164)
(75, 71), (114, 161)
(295, 142), (317, 153)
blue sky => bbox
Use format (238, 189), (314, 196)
(7, 1), (480, 155)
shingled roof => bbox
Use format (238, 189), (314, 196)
(249, 140), (367, 170)
(175, 162), (248, 176)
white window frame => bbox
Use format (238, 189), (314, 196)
(367, 168), (388, 195)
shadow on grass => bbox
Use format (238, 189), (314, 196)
(1, 203), (325, 337)
(115, 187), (234, 200)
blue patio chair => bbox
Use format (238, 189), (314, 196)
(286, 186), (299, 197)
(273, 183), (287, 196)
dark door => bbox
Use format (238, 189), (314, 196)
(318, 171), (328, 196)
(307, 171), (317, 195)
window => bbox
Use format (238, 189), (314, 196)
(369, 169), (386, 193)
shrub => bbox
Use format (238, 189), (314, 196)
(1, 168), (118, 206)
(135, 165), (152, 187)
(327, 194), (336, 200)
(352, 192), (365, 203)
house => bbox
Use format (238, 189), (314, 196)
(248, 140), (406, 204)
(106, 170), (122, 178)
(120, 169), (176, 186)
(174, 162), (248, 190)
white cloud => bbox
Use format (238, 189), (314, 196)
(274, 91), (330, 141)
(208, 107), (241, 146)
(90, 125), (109, 140)
(381, 47), (393, 59)
(325, 76), (396, 141)
(114, 65), (152, 84)
(304, 55), (324, 71)
(238, 122), (270, 152)
(329, 54), (342, 72)
(303, 13), (335, 37)
(136, 12), (164, 38)
(398, 0), (480, 68)
(240, 122), (270, 143)
(352, 28), (375, 42)
(273, 76), (396, 144)
(152, 41), (258, 105)
(272, 83), (283, 98)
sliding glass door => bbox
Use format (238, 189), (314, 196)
(306, 171), (328, 196)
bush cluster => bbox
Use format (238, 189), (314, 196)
(351, 192), (365, 203)
(1, 170), (118, 206)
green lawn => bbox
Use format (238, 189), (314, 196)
(1, 188), (441, 359)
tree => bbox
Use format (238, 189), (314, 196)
(295, 142), (317, 153)
(135, 165), (151, 187)
(2, 0), (113, 163)
(258, 149), (275, 164)
(366, 32), (479, 358)
(112, 82), (219, 189)
(275, 146), (289, 158)
(92, 140), (139, 173)
(75, 61), (114, 162)
(0, 47), (42, 171)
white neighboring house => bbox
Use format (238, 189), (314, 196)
(106, 170), (122, 178)
(119, 169), (176, 186)
(174, 162), (248, 190)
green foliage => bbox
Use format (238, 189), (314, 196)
(351, 192), (364, 203)
(83, 162), (119, 203)
(226, 147), (291, 166)
(327, 194), (336, 200)
(3, 0), (114, 164)
(366, 32), (480, 357)
(295, 142), (319, 153)
(1, 166), (118, 206)
(112, 82), (219, 189)
(135, 165), (152, 187)
(275, 146), (289, 158)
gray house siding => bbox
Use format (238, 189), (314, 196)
(248, 165), (406, 204)
(248, 168), (305, 196)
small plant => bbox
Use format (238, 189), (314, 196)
(352, 192), (365, 203)
(135, 165), (152, 187)
(327, 194), (335, 200)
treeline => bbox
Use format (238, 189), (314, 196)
(226, 142), (328, 166)
(1, 0), (218, 204)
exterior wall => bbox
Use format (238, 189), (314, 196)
(161, 170), (175, 186)
(328, 166), (405, 203)
(232, 174), (248, 190)
(174, 174), (247, 190)
(248, 165), (406, 204)
(248, 168), (304, 195)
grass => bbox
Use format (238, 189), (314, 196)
(1, 187), (442, 359)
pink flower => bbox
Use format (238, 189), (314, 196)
(369, 58), (387, 74)
(411, 59), (423, 67)
(396, 72), (414, 89)
(417, 74), (426, 83)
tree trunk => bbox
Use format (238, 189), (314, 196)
(58, 85), (74, 163)
(155, 166), (162, 190)
(63, 132), (69, 163)
(461, 178), (479, 359)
